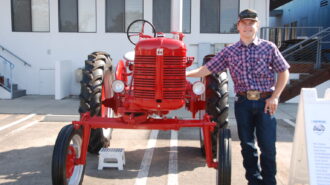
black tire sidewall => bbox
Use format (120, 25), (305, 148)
(52, 125), (85, 185)
(217, 128), (231, 185)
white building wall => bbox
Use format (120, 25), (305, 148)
(0, 0), (270, 96)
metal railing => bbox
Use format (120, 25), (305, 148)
(260, 27), (322, 48)
(260, 27), (330, 69)
(0, 44), (31, 67)
(0, 55), (15, 93)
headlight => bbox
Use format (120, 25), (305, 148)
(192, 81), (205, 95)
(112, 80), (125, 93)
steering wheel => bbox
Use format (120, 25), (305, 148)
(126, 19), (157, 45)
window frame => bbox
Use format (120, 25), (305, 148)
(152, 0), (192, 34)
(58, 0), (97, 33)
(11, 0), (50, 32)
(200, 0), (239, 34)
(152, 0), (171, 33)
(200, 0), (220, 34)
(105, 0), (144, 33)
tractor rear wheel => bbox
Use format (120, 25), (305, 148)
(199, 55), (229, 158)
(52, 124), (85, 185)
(79, 51), (113, 154)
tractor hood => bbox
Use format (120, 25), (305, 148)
(135, 37), (186, 57)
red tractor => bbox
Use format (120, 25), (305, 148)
(51, 19), (231, 185)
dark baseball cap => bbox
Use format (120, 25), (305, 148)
(238, 9), (258, 21)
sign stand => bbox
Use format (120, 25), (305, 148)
(289, 88), (330, 185)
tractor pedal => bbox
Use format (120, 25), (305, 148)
(98, 148), (125, 170)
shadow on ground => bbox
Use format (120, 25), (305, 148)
(0, 145), (206, 184)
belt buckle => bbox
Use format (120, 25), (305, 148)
(247, 90), (260, 100)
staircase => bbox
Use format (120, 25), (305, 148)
(281, 63), (330, 102)
(260, 27), (330, 102)
(0, 77), (26, 99)
(12, 84), (26, 98)
(0, 45), (30, 99)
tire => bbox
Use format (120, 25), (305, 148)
(79, 51), (113, 154)
(199, 54), (229, 158)
(217, 128), (231, 185)
(52, 125), (85, 185)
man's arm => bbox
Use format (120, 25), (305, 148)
(265, 69), (290, 115)
(272, 69), (290, 99)
(186, 65), (212, 78)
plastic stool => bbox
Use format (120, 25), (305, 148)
(98, 148), (125, 170)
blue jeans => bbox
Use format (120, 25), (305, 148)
(234, 95), (277, 185)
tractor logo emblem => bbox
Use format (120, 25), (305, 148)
(156, 48), (163, 55)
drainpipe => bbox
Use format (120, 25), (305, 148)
(171, 0), (183, 33)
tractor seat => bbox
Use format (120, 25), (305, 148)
(124, 51), (135, 61)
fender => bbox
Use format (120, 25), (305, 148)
(115, 59), (127, 83)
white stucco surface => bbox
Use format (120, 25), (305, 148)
(0, 0), (270, 97)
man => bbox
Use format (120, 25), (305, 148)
(186, 9), (290, 185)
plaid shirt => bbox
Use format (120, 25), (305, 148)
(205, 37), (290, 93)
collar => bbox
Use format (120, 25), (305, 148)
(238, 37), (261, 47)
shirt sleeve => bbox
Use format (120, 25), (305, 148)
(205, 49), (228, 73)
(271, 45), (290, 72)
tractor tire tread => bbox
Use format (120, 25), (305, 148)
(79, 52), (112, 154)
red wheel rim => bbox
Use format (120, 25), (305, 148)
(66, 146), (76, 178)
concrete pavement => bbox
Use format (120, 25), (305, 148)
(0, 95), (298, 185)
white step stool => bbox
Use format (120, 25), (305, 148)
(98, 148), (125, 170)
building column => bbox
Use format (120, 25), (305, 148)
(171, 0), (183, 32)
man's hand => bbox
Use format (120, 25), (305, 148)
(264, 97), (279, 115)
(264, 70), (289, 115)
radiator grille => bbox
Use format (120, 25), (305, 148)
(134, 56), (156, 99)
(133, 55), (186, 99)
(163, 56), (186, 99)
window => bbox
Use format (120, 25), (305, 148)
(152, 0), (191, 33)
(106, 0), (143, 32)
(11, 0), (50, 32)
(59, 0), (96, 32)
(153, 0), (171, 33)
(200, 0), (239, 33)
(200, 0), (219, 33)
(219, 0), (239, 33)
(183, 0), (191, 33)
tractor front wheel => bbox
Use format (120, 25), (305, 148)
(52, 125), (85, 185)
(217, 128), (231, 185)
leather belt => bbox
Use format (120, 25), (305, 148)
(237, 90), (272, 100)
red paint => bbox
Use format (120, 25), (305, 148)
(132, 37), (187, 111)
(73, 35), (219, 169)
(74, 112), (218, 168)
(66, 146), (76, 178)
(115, 60), (127, 82)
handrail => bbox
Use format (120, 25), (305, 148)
(0, 55), (14, 93)
(260, 26), (330, 70)
(259, 26), (323, 48)
(281, 27), (330, 55)
(283, 39), (318, 58)
(0, 44), (31, 67)
(0, 55), (15, 68)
